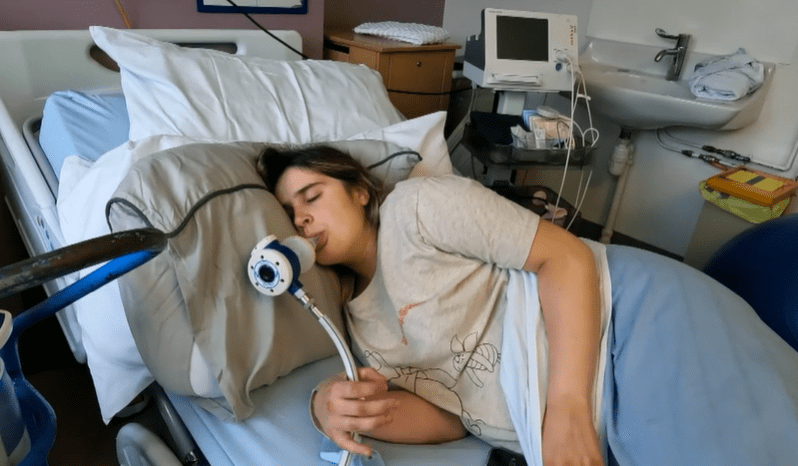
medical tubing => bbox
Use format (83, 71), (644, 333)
(553, 54), (578, 223)
(0, 228), (167, 300)
(1, 247), (164, 380)
(567, 170), (593, 231)
(292, 288), (361, 466)
(293, 289), (359, 382)
(0, 228), (166, 466)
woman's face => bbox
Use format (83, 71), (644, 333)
(275, 167), (372, 267)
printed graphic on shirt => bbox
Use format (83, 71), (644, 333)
(451, 333), (500, 388)
(397, 302), (420, 346)
(363, 332), (501, 436)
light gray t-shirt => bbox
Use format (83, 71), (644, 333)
(346, 175), (540, 449)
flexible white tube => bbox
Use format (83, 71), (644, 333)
(293, 289), (360, 466)
(600, 139), (635, 244)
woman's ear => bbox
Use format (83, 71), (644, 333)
(353, 186), (370, 206)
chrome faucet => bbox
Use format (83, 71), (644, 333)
(654, 28), (691, 81)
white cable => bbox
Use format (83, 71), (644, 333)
(550, 56), (599, 231)
(574, 169), (586, 209)
(553, 54), (577, 216)
(661, 127), (701, 149)
(662, 127), (796, 172)
(566, 169), (593, 231)
(577, 74), (599, 146)
(655, 129), (686, 154)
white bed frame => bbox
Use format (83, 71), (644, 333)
(0, 30), (498, 466)
(0, 28), (302, 363)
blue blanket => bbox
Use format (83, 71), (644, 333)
(603, 245), (798, 465)
(320, 244), (798, 464)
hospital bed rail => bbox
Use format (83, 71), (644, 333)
(0, 228), (167, 465)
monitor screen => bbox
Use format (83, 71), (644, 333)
(495, 15), (549, 62)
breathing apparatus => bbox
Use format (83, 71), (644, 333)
(248, 235), (361, 466)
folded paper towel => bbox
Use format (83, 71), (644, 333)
(687, 48), (765, 101)
(353, 22), (450, 45)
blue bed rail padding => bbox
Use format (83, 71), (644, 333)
(39, 91), (129, 179)
(0, 228), (167, 465)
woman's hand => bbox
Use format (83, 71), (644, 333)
(541, 395), (603, 466)
(312, 367), (398, 457)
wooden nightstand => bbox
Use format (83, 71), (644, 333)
(323, 29), (461, 119)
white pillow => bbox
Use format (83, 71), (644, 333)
(346, 111), (453, 178)
(57, 135), (222, 422)
(89, 26), (405, 143)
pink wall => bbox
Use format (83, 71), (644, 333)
(324, 0), (446, 31)
(0, 0), (326, 58)
(0, 0), (447, 59)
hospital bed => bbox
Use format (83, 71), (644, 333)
(0, 27), (492, 465)
(2, 25), (798, 466)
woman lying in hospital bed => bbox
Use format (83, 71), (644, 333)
(45, 25), (797, 465)
(257, 144), (798, 465)
(55, 25), (493, 465)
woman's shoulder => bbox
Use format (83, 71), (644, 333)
(381, 175), (493, 229)
(389, 174), (484, 200)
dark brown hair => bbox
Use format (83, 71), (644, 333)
(256, 145), (386, 228)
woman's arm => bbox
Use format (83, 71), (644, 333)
(313, 367), (467, 457)
(523, 219), (603, 465)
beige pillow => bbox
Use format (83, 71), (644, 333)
(106, 139), (420, 419)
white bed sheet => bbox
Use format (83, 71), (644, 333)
(168, 356), (493, 465)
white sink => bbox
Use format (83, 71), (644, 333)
(579, 39), (775, 130)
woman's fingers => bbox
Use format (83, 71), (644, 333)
(356, 366), (386, 382)
(315, 368), (398, 457)
(335, 405), (394, 430)
(330, 430), (373, 457)
(328, 367), (389, 405)
(334, 396), (398, 418)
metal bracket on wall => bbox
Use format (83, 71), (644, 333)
(197, 0), (307, 14)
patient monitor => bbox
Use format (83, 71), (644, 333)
(464, 8), (578, 93)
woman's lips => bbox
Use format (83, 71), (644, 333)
(314, 232), (326, 252)
(305, 231), (325, 252)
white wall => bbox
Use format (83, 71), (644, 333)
(443, 0), (798, 262)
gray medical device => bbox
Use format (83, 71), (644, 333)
(463, 8), (578, 92)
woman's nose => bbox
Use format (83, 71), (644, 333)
(294, 211), (311, 230)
